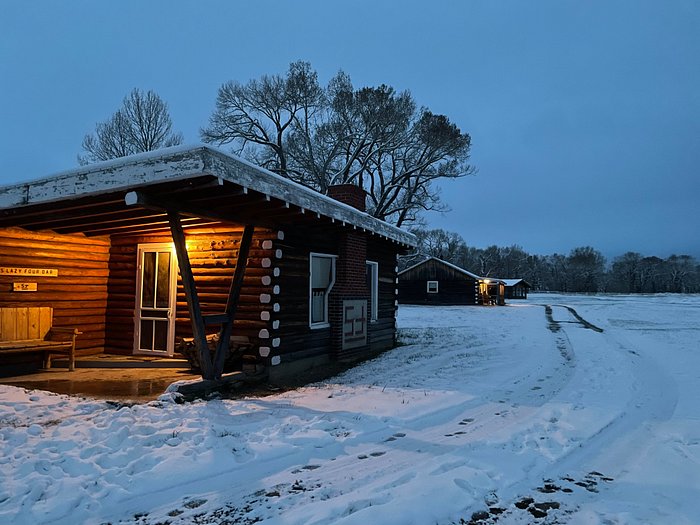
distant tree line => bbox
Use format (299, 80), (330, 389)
(403, 228), (700, 294)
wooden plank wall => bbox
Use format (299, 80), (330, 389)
(272, 227), (338, 363)
(398, 259), (480, 305)
(0, 227), (110, 355)
(367, 236), (401, 353)
(273, 227), (401, 364)
(105, 226), (275, 355)
(0, 306), (53, 341)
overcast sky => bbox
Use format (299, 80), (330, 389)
(1, 1), (698, 259)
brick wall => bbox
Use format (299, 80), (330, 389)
(326, 184), (371, 360)
(329, 230), (369, 360)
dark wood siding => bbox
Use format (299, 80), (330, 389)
(505, 283), (528, 299)
(272, 226), (338, 363)
(0, 227), (110, 355)
(272, 228), (402, 365)
(398, 259), (479, 305)
(367, 236), (400, 353)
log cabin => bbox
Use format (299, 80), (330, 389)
(501, 279), (531, 299)
(0, 145), (416, 380)
(398, 257), (505, 306)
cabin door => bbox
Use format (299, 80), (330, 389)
(134, 244), (177, 356)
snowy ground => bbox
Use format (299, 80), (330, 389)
(1, 294), (699, 524)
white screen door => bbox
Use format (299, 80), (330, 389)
(134, 244), (177, 355)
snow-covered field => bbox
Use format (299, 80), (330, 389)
(1, 294), (699, 524)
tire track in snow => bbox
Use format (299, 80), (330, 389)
(480, 304), (679, 523)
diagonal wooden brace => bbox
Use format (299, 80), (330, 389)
(168, 210), (214, 380)
(212, 224), (254, 379)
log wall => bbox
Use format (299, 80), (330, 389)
(105, 226), (275, 355)
(0, 223), (403, 371)
(367, 235), (401, 353)
(271, 226), (402, 365)
(270, 226), (338, 364)
(0, 227), (110, 355)
(398, 259), (480, 305)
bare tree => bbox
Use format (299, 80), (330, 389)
(79, 88), (183, 164)
(201, 61), (324, 182)
(202, 62), (474, 227)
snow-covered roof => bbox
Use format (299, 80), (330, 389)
(498, 278), (531, 287)
(0, 144), (416, 247)
(399, 256), (504, 283)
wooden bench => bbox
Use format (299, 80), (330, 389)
(0, 307), (80, 371)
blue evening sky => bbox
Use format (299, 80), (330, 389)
(1, 0), (698, 259)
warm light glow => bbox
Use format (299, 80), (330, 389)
(169, 241), (194, 252)
(484, 279), (491, 284)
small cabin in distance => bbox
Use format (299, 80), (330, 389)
(502, 279), (531, 299)
(397, 257), (505, 306)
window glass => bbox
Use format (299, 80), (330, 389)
(310, 254), (336, 325)
(156, 251), (171, 308)
(139, 319), (153, 351)
(153, 321), (168, 352)
(312, 256), (332, 289)
(366, 262), (378, 321)
(142, 252), (156, 308)
(427, 280), (439, 293)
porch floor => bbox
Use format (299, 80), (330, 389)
(51, 353), (191, 369)
(0, 367), (201, 402)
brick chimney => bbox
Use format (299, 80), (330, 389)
(327, 184), (367, 212)
(326, 184), (370, 361)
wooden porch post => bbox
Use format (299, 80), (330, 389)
(167, 210), (215, 380)
(211, 224), (254, 379)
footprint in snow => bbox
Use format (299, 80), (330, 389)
(357, 451), (386, 459)
(183, 498), (207, 509)
(446, 418), (477, 436)
(291, 464), (321, 473)
(384, 432), (406, 442)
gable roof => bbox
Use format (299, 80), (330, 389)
(499, 278), (532, 288)
(0, 145), (416, 246)
(399, 257), (505, 283)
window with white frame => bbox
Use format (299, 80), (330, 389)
(309, 253), (336, 327)
(366, 261), (379, 321)
(427, 280), (439, 293)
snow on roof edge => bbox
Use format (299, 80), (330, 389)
(0, 144), (416, 247)
(398, 256), (500, 282)
(496, 278), (531, 287)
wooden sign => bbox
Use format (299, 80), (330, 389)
(13, 282), (37, 292)
(0, 267), (58, 277)
(342, 300), (368, 350)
